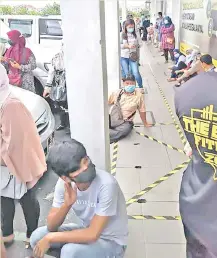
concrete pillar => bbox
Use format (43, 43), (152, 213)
(150, 0), (157, 23)
(171, 0), (181, 47)
(60, 0), (110, 171)
(122, 0), (127, 22)
(105, 0), (121, 95)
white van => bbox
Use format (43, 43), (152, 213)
(0, 17), (61, 95)
(0, 15), (62, 47)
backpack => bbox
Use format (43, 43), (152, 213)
(109, 90), (136, 129)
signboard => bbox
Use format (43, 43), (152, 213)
(180, 0), (217, 63)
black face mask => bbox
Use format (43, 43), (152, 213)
(8, 40), (15, 46)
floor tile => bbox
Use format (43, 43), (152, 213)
(146, 244), (186, 258)
(141, 201), (180, 216)
(143, 220), (186, 244)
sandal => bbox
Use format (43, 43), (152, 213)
(175, 83), (181, 87)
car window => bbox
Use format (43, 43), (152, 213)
(8, 19), (32, 38)
(39, 19), (62, 37)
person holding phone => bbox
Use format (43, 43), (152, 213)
(120, 19), (143, 89)
(2, 30), (36, 93)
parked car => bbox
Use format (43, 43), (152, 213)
(10, 85), (55, 153)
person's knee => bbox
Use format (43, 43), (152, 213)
(61, 243), (84, 258)
(30, 226), (49, 248)
(121, 123), (133, 137)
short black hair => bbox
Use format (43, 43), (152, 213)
(47, 139), (87, 177)
(123, 74), (136, 82)
(200, 54), (213, 65)
(158, 12), (162, 16)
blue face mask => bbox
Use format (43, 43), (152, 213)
(127, 28), (134, 33)
(125, 85), (136, 93)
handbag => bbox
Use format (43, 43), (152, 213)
(109, 90), (136, 129)
(50, 70), (67, 102)
(166, 37), (175, 45)
(129, 52), (138, 62)
(0, 166), (27, 199)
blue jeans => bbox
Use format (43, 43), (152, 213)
(30, 223), (126, 258)
(121, 57), (143, 88)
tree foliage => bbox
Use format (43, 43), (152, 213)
(0, 2), (61, 15)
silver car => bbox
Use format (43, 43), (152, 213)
(10, 85), (55, 153)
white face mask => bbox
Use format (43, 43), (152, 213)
(164, 20), (169, 24)
(174, 53), (180, 58)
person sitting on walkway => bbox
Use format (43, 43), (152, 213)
(109, 74), (152, 144)
(121, 19), (143, 88)
(200, 54), (216, 72)
(167, 49), (186, 82)
(175, 50), (202, 87)
(30, 139), (128, 258)
(160, 16), (175, 63)
(147, 23), (155, 44)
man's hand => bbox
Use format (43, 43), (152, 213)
(64, 182), (77, 207)
(10, 61), (21, 69)
(33, 236), (50, 258)
(129, 44), (136, 49)
(43, 88), (51, 98)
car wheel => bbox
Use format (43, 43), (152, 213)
(34, 77), (44, 96)
(208, 18), (214, 37)
(207, 0), (212, 18)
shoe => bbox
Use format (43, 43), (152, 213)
(24, 238), (30, 249)
(138, 63), (141, 66)
(164, 60), (168, 64)
(56, 124), (65, 131)
(175, 83), (181, 87)
(2, 234), (14, 244)
(161, 53), (165, 56)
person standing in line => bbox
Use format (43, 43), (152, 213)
(160, 16), (175, 63)
(1, 30), (36, 93)
(175, 72), (217, 258)
(43, 42), (69, 131)
(0, 64), (47, 246)
(156, 12), (163, 49)
(142, 16), (150, 42)
(120, 19), (143, 89)
(30, 139), (128, 258)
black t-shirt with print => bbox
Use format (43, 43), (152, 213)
(175, 72), (217, 254)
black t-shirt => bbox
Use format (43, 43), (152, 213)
(175, 72), (217, 253)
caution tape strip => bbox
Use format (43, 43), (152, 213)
(126, 159), (190, 207)
(136, 131), (186, 155)
(111, 142), (118, 176)
(148, 63), (187, 146)
(134, 122), (176, 127)
(128, 215), (181, 220)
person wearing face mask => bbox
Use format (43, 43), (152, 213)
(160, 16), (175, 63)
(175, 51), (203, 87)
(142, 16), (150, 41)
(30, 139), (128, 258)
(200, 54), (216, 72)
(121, 19), (143, 89)
(1, 30), (36, 93)
(108, 74), (152, 143)
(167, 49), (187, 82)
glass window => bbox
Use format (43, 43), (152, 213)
(39, 19), (62, 37)
(8, 19), (32, 38)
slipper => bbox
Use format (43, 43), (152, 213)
(175, 83), (181, 87)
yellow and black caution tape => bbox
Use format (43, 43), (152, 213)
(136, 131), (186, 155)
(128, 215), (181, 220)
(111, 142), (118, 176)
(148, 63), (187, 145)
(126, 159), (190, 207)
(134, 122), (176, 127)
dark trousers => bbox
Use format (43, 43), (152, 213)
(110, 121), (133, 143)
(142, 28), (148, 41)
(1, 187), (40, 238)
(184, 225), (215, 258)
(171, 61), (187, 78)
(164, 49), (174, 61)
(55, 100), (69, 128)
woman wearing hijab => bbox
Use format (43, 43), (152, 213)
(2, 30), (36, 93)
(0, 64), (46, 246)
(167, 49), (186, 82)
(160, 16), (175, 63)
(175, 50), (203, 87)
(43, 42), (69, 131)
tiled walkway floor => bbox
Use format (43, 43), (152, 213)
(121, 44), (188, 258)
(6, 44), (188, 258)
